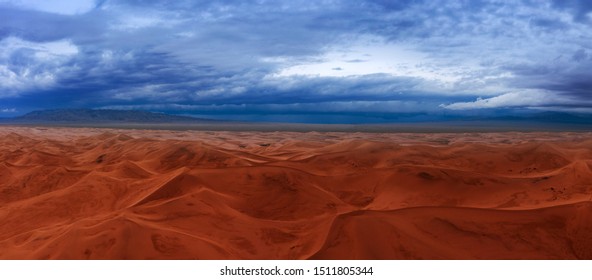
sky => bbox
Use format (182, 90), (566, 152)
(0, 0), (591, 122)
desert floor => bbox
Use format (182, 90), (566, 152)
(1, 126), (591, 259)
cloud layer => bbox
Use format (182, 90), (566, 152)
(0, 0), (591, 119)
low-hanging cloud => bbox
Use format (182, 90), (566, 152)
(440, 90), (587, 111)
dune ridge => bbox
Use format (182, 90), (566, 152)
(0, 127), (591, 259)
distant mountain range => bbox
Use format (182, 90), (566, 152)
(480, 112), (592, 124)
(0, 108), (590, 129)
(1, 109), (203, 123)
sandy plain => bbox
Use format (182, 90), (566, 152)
(0, 126), (591, 259)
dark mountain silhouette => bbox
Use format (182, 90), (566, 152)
(485, 111), (592, 124)
(6, 109), (204, 123)
(0, 109), (590, 132)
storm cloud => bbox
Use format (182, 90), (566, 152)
(0, 0), (591, 118)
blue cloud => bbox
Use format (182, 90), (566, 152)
(0, 0), (591, 120)
(551, 0), (592, 21)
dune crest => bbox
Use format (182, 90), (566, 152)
(1, 127), (591, 259)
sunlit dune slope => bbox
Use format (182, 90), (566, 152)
(0, 127), (591, 259)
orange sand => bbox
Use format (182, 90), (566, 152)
(0, 127), (591, 259)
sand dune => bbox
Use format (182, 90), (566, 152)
(0, 127), (591, 259)
(311, 202), (592, 259)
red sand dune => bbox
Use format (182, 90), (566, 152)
(0, 127), (591, 259)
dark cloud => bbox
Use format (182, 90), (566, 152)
(0, 7), (105, 42)
(551, 0), (592, 22)
(366, 0), (423, 11)
(572, 49), (589, 62)
(543, 79), (592, 98)
(529, 17), (569, 31)
(1, 0), (591, 120)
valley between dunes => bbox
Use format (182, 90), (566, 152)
(1, 126), (592, 259)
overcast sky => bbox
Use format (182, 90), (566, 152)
(1, 0), (591, 121)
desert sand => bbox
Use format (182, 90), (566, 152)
(0, 126), (591, 259)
